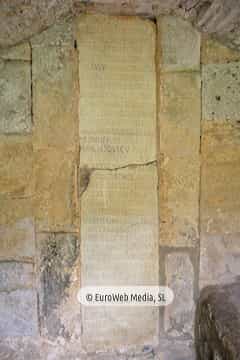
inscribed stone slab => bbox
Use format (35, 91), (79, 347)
(81, 165), (159, 350)
(77, 15), (156, 168)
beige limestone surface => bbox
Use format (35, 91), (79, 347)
(77, 14), (156, 168)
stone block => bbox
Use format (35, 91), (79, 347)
(81, 165), (159, 350)
(202, 62), (240, 121)
(0, 289), (38, 336)
(158, 15), (200, 72)
(77, 15), (156, 168)
(159, 72), (201, 157)
(160, 156), (199, 247)
(0, 61), (31, 134)
(34, 149), (77, 232)
(0, 262), (34, 291)
(0, 137), (34, 196)
(32, 32), (78, 150)
(164, 253), (195, 337)
(201, 122), (240, 234)
(0, 218), (35, 260)
(31, 20), (74, 48)
(201, 35), (240, 65)
(158, 71), (200, 248)
(200, 233), (240, 288)
(0, 42), (31, 61)
(37, 233), (81, 339)
(0, 261), (38, 336)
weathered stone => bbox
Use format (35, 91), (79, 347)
(159, 72), (201, 157)
(158, 73), (200, 248)
(0, 289), (38, 336)
(196, 281), (240, 360)
(77, 15), (156, 168)
(0, 42), (31, 61)
(0, 261), (38, 337)
(201, 121), (240, 234)
(81, 165), (159, 350)
(0, 262), (34, 291)
(160, 156), (199, 247)
(202, 62), (240, 121)
(158, 15), (200, 72)
(201, 35), (240, 65)
(0, 218), (35, 260)
(200, 234), (240, 288)
(37, 233), (80, 339)
(0, 196), (33, 226)
(164, 253), (195, 337)
(156, 338), (195, 360)
(32, 21), (78, 150)
(34, 149), (77, 232)
(0, 137), (34, 196)
(0, 61), (31, 134)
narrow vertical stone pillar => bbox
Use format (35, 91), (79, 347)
(157, 15), (201, 340)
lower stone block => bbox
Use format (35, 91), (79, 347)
(164, 253), (195, 337)
(81, 165), (159, 350)
(200, 234), (240, 288)
(0, 262), (38, 336)
(38, 233), (81, 339)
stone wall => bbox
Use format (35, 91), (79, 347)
(0, 13), (240, 360)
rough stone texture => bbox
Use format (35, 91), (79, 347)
(0, 60), (32, 134)
(0, 137), (34, 196)
(200, 121), (240, 287)
(34, 149), (77, 232)
(37, 233), (81, 339)
(81, 165), (159, 351)
(201, 35), (240, 65)
(165, 253), (195, 337)
(0, 262), (38, 336)
(158, 73), (200, 247)
(0, 262), (34, 291)
(1, 0), (240, 54)
(158, 16), (200, 72)
(0, 42), (31, 61)
(202, 62), (240, 121)
(77, 14), (156, 168)
(196, 281), (240, 360)
(32, 20), (79, 151)
(201, 122), (240, 233)
(0, 218), (35, 260)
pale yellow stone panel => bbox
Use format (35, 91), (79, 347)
(81, 165), (159, 350)
(77, 15), (156, 168)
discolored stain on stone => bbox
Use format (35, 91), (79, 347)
(38, 233), (79, 338)
(0, 61), (31, 134)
